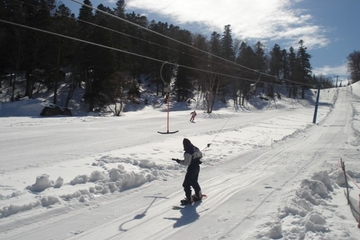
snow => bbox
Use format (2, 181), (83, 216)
(1, 84), (360, 239)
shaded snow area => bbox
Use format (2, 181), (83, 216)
(1, 85), (360, 239)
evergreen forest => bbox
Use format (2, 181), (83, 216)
(0, 0), (340, 114)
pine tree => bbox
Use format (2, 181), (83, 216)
(281, 49), (289, 81)
(221, 25), (234, 61)
(147, 21), (171, 96)
(296, 40), (312, 98)
(172, 28), (194, 101)
(204, 31), (222, 113)
(193, 33), (209, 103)
(269, 44), (287, 98)
(236, 42), (256, 104)
(76, 0), (96, 111)
(0, 0), (25, 100)
(253, 41), (267, 73)
(219, 25), (235, 104)
(288, 46), (298, 98)
(269, 44), (283, 78)
(111, 0), (132, 74)
(125, 11), (148, 77)
(347, 51), (360, 83)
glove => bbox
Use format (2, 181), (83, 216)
(176, 159), (180, 163)
(172, 158), (180, 163)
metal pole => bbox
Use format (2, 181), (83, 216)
(336, 75), (339, 88)
(166, 94), (169, 133)
(313, 84), (321, 124)
(341, 160), (350, 204)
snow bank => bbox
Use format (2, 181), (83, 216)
(255, 171), (350, 239)
(1, 159), (161, 218)
(0, 202), (40, 218)
(26, 174), (54, 192)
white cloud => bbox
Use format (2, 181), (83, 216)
(313, 63), (348, 79)
(126, 0), (329, 49)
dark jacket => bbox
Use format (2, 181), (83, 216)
(179, 138), (202, 166)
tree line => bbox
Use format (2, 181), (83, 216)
(347, 51), (360, 85)
(0, 0), (338, 114)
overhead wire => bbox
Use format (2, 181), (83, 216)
(204, 70), (265, 149)
(70, 0), (314, 87)
(9, 0), (314, 96)
(0, 1), (292, 86)
(11, 0), (311, 87)
(3, 0), (265, 85)
(16, 0), (255, 79)
(0, 18), (268, 84)
(64, 9), (307, 88)
(62, 13), (261, 81)
(19, 0), (225, 72)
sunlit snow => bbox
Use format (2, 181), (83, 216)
(1, 83), (360, 239)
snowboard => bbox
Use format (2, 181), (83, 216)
(172, 194), (207, 210)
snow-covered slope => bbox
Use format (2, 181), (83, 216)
(1, 85), (360, 239)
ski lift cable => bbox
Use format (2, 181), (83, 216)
(68, 12), (281, 84)
(0, 19), (273, 86)
(160, 61), (168, 86)
(70, 0), (314, 87)
(202, 70), (267, 151)
(0, 18), (316, 91)
(18, 0), (225, 71)
(57, 12), (239, 74)
(0, 19), (241, 83)
(0, 18), (212, 84)
(15, 0), (314, 88)
(70, 0), (259, 75)
(0, 19), (165, 63)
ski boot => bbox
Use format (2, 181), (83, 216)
(192, 194), (203, 202)
(180, 197), (193, 205)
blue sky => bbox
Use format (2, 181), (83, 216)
(64, 0), (359, 83)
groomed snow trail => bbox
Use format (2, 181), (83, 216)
(68, 89), (350, 240)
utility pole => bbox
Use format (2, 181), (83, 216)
(313, 84), (321, 124)
(336, 75), (339, 88)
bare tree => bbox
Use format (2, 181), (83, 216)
(104, 72), (132, 116)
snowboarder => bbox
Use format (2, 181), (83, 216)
(173, 138), (203, 204)
(190, 110), (197, 122)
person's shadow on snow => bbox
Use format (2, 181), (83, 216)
(165, 202), (208, 228)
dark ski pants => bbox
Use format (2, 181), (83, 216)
(182, 164), (201, 200)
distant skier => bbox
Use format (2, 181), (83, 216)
(190, 110), (197, 122)
(173, 138), (203, 204)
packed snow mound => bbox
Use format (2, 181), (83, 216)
(0, 157), (164, 218)
(41, 196), (60, 207)
(0, 202), (40, 218)
(26, 174), (54, 192)
(255, 171), (348, 239)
